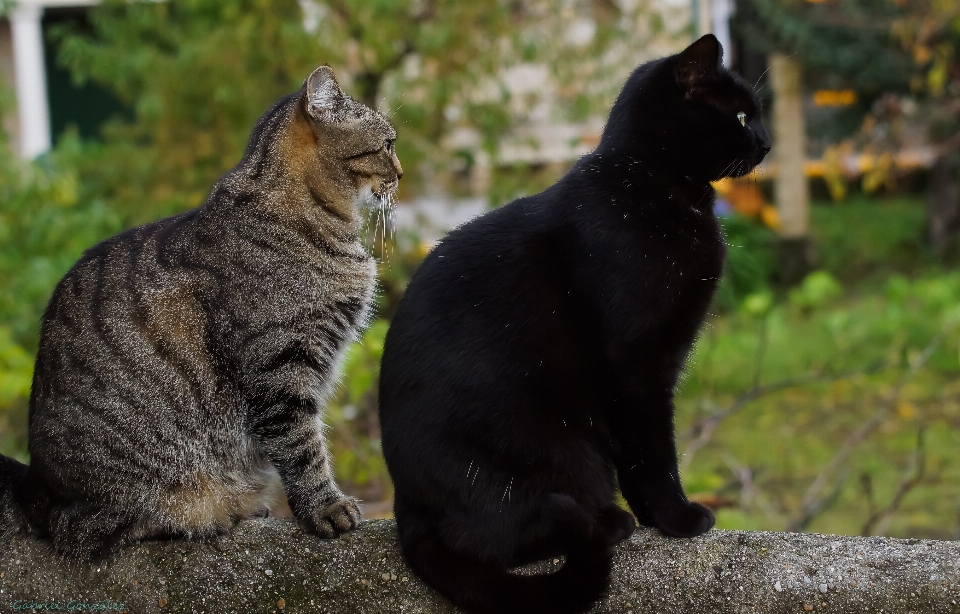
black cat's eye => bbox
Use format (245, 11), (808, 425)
(737, 112), (747, 127)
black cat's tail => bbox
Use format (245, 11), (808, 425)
(0, 454), (29, 535)
(400, 498), (613, 614)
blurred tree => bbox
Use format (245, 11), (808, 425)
(733, 0), (915, 282)
(733, 0), (960, 260)
(769, 53), (813, 284)
(52, 0), (645, 225)
(891, 0), (960, 256)
(735, 0), (915, 97)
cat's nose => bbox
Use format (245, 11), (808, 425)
(397, 170), (404, 181)
(761, 143), (771, 155)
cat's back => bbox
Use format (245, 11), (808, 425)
(32, 207), (213, 417)
(40, 208), (200, 346)
(386, 188), (574, 349)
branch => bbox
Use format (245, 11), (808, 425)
(2, 519), (958, 613)
(680, 330), (885, 473)
(788, 334), (943, 532)
(680, 370), (862, 472)
(860, 425), (927, 537)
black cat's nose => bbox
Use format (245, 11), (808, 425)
(761, 143), (772, 155)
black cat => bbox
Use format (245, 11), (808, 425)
(378, 35), (771, 614)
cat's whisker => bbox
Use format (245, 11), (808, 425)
(753, 65), (773, 92)
(718, 159), (737, 178)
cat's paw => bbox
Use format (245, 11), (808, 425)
(628, 499), (657, 528)
(597, 505), (637, 546)
(302, 496), (362, 538)
(656, 501), (714, 538)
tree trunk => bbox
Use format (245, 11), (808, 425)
(927, 155), (960, 257)
(769, 53), (814, 285)
(2, 518), (958, 613)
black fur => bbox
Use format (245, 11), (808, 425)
(378, 35), (771, 613)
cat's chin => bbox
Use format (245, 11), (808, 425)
(373, 181), (399, 202)
(728, 161), (761, 179)
(353, 185), (395, 212)
(355, 182), (398, 210)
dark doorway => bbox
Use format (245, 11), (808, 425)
(43, 7), (128, 141)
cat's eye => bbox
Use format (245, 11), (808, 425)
(385, 139), (395, 151)
(737, 112), (747, 127)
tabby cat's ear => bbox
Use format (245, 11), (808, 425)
(676, 34), (722, 94)
(306, 66), (345, 121)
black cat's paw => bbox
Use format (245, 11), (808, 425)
(302, 496), (362, 538)
(597, 505), (637, 546)
(629, 500), (657, 528)
(656, 501), (715, 538)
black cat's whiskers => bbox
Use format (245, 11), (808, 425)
(752, 65), (773, 92)
(716, 158), (739, 180)
(718, 212), (744, 248)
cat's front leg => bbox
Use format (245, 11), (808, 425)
(248, 387), (360, 537)
(608, 391), (714, 538)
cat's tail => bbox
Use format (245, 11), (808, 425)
(0, 454), (30, 535)
(400, 496), (613, 614)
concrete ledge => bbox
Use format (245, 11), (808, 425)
(1, 519), (958, 613)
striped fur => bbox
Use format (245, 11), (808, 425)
(0, 66), (402, 560)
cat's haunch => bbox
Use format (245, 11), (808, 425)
(379, 34), (770, 614)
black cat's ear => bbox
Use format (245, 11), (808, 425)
(305, 65), (345, 121)
(676, 34), (722, 95)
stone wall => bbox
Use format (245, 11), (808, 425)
(2, 519), (958, 613)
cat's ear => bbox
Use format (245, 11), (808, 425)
(305, 66), (345, 121)
(676, 34), (722, 94)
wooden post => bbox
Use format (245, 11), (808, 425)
(769, 53), (813, 283)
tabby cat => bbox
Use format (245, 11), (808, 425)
(378, 35), (770, 614)
(0, 66), (402, 560)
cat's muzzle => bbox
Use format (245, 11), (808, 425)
(373, 179), (399, 201)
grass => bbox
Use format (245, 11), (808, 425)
(811, 195), (935, 284)
(677, 195), (960, 539)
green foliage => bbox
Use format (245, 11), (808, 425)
(325, 320), (391, 500)
(736, 0), (960, 158)
(50, 0), (639, 214)
(811, 196), (932, 282)
(52, 0), (333, 223)
(713, 214), (779, 312)
(0, 126), (123, 463)
(679, 271), (960, 538)
(0, 136), (124, 345)
(0, 327), (30, 462)
(487, 162), (567, 208)
(789, 270), (843, 311)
